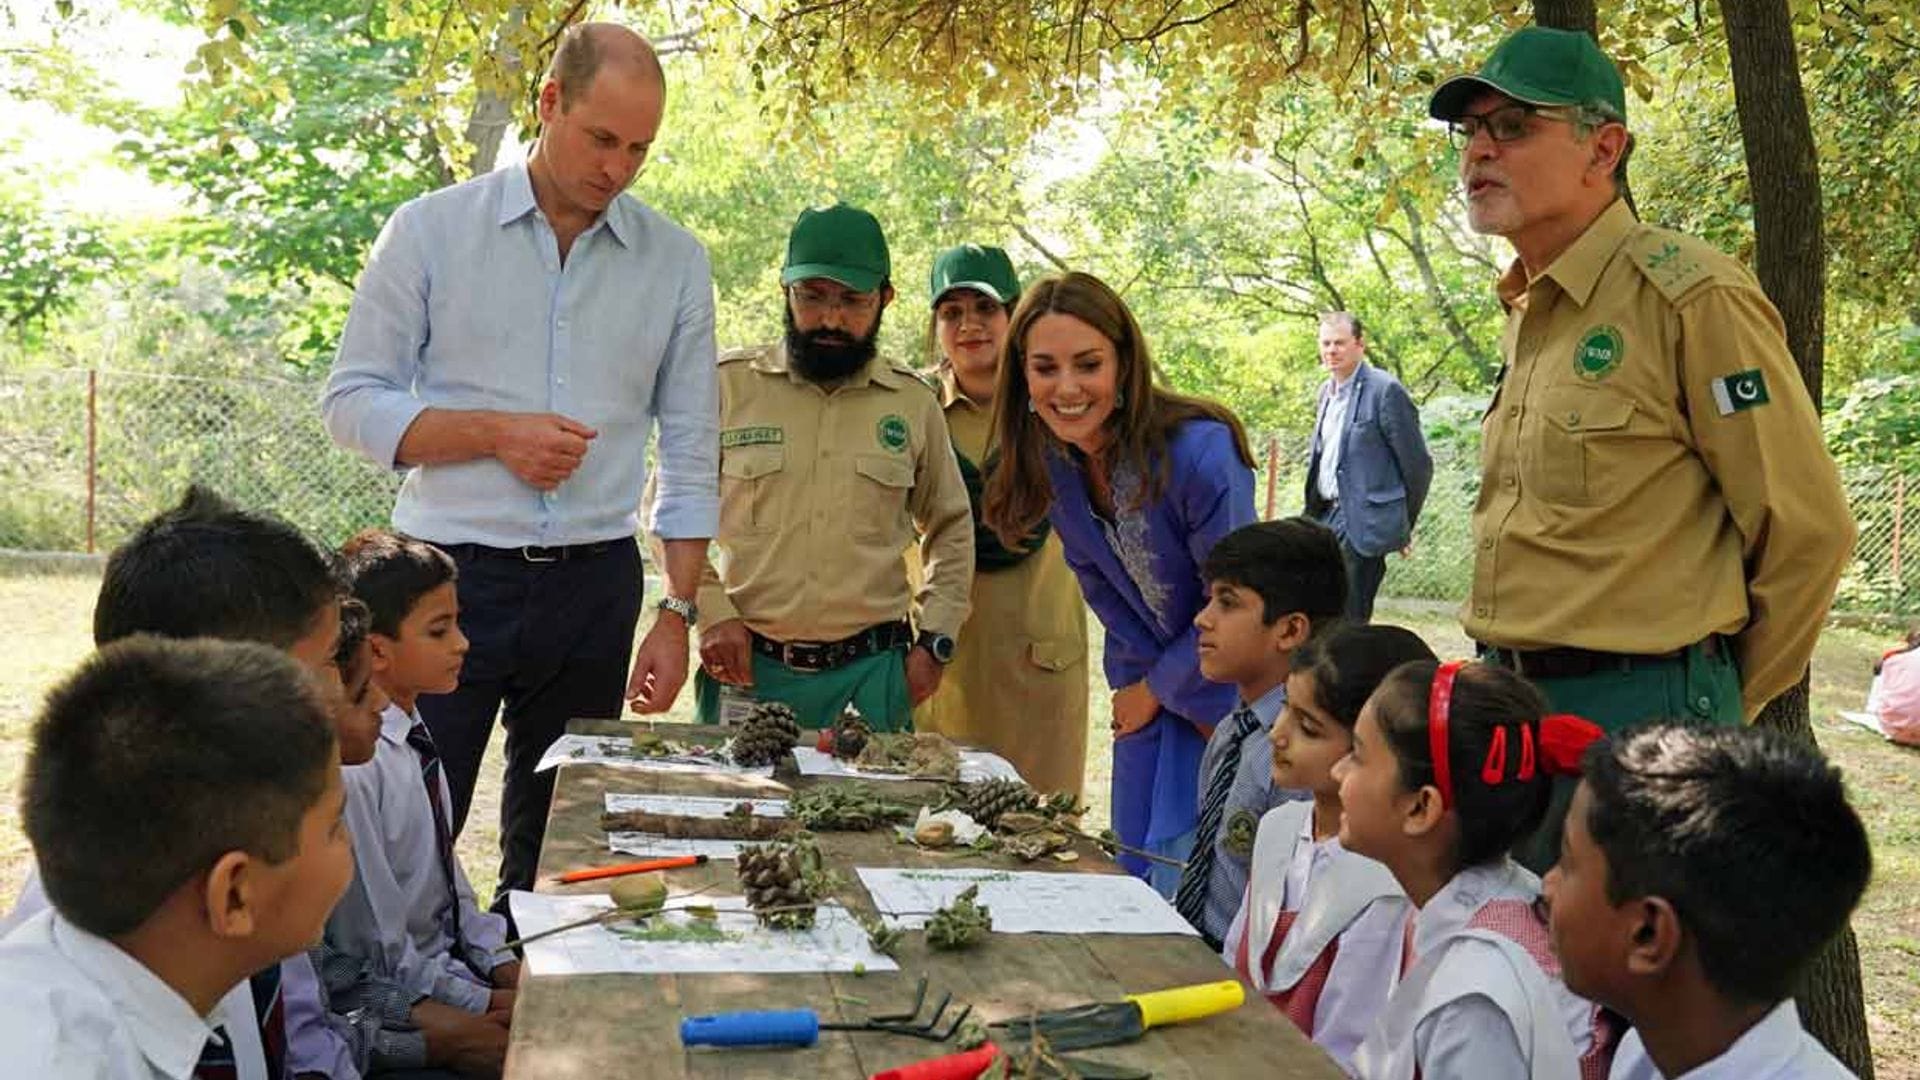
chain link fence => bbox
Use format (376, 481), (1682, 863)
(2, 367), (1914, 620)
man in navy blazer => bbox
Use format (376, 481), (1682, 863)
(1302, 312), (1433, 621)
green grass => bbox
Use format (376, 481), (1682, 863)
(3, 571), (1916, 1075)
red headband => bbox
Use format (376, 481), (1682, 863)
(1427, 661), (1604, 809)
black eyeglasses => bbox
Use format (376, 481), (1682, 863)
(1447, 103), (1576, 149)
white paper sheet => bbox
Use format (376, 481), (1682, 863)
(791, 745), (1024, 784)
(601, 793), (792, 861)
(508, 890), (899, 975)
(856, 867), (1199, 937)
(534, 733), (773, 777)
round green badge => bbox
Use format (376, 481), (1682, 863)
(877, 414), (910, 452)
(1574, 325), (1624, 381)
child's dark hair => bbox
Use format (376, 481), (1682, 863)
(1582, 724), (1871, 1006)
(339, 529), (458, 636)
(334, 598), (371, 673)
(1292, 624), (1437, 730)
(23, 637), (337, 937)
(95, 485), (342, 648)
(1369, 660), (1556, 868)
(1201, 517), (1347, 628)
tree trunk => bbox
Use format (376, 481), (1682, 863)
(1531, 0), (1596, 34)
(1720, 0), (1872, 1074)
(463, 90), (514, 177)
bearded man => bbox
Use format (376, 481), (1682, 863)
(692, 203), (974, 730)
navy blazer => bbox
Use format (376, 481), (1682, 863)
(1304, 363), (1433, 557)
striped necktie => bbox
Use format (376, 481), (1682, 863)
(194, 966), (287, 1080)
(407, 719), (484, 979)
(1174, 706), (1261, 932)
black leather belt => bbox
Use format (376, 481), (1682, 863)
(751, 621), (913, 673)
(445, 538), (627, 564)
(1477, 636), (1720, 680)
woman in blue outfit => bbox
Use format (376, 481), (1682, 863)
(982, 271), (1257, 895)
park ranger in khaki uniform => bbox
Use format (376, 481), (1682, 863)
(1429, 27), (1853, 868)
(693, 203), (974, 731)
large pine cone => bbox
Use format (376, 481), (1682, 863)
(961, 778), (1040, 829)
(827, 708), (871, 761)
(731, 702), (802, 768)
(735, 840), (817, 929)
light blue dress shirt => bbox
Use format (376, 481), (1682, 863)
(323, 162), (719, 547)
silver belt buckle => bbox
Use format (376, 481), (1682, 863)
(520, 545), (560, 563)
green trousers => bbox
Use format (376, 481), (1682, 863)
(694, 646), (913, 732)
(1501, 638), (1743, 873)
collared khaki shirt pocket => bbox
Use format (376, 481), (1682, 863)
(1523, 385), (1636, 507)
(1028, 637), (1084, 673)
(720, 445), (785, 535)
(851, 453), (914, 542)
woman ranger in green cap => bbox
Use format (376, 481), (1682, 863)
(912, 244), (1091, 799)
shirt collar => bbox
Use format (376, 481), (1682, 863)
(1242, 682), (1288, 728)
(937, 368), (987, 411)
(495, 160), (634, 248)
(1410, 858), (1537, 958)
(49, 912), (226, 1079)
(1497, 197), (1637, 309)
(377, 701), (415, 746)
(1331, 361), (1368, 396)
(1678, 1001), (1810, 1079)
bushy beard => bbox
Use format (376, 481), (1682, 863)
(785, 305), (883, 384)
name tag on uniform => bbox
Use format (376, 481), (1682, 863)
(722, 426), (785, 448)
(1710, 370), (1770, 416)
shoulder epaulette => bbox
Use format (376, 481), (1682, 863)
(718, 345), (770, 365)
(1627, 225), (1753, 304)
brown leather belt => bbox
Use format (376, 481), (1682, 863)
(751, 620), (913, 673)
(1477, 636), (1722, 680)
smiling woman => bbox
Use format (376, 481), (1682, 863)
(981, 270), (1257, 895)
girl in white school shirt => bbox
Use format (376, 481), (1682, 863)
(1333, 659), (1616, 1080)
(1221, 624), (1433, 1072)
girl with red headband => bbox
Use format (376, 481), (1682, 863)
(1222, 624), (1434, 1072)
(1333, 659), (1615, 1080)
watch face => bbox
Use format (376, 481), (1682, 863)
(931, 635), (955, 662)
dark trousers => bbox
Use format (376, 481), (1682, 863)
(1316, 504), (1386, 623)
(418, 537), (642, 906)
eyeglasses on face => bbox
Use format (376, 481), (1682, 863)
(1447, 103), (1577, 149)
(788, 284), (881, 316)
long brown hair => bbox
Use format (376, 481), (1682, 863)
(981, 271), (1255, 548)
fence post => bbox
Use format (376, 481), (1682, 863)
(86, 368), (98, 555)
(1264, 435), (1279, 519)
(1894, 472), (1906, 598)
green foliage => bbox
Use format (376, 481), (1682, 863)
(0, 158), (117, 339)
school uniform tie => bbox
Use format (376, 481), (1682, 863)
(1174, 706), (1261, 932)
(194, 966), (287, 1080)
(407, 719), (487, 980)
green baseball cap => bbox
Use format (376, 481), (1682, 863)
(1428, 26), (1627, 123)
(782, 203), (890, 293)
(929, 244), (1020, 306)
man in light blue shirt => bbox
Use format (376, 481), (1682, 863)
(322, 23), (718, 904)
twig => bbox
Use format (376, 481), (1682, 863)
(497, 883), (720, 954)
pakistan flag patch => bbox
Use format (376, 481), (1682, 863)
(1710, 370), (1771, 416)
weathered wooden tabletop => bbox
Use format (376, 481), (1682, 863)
(502, 720), (1343, 1079)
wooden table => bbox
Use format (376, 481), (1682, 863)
(503, 720), (1343, 1079)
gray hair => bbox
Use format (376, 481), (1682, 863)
(1319, 311), (1364, 341)
(1572, 102), (1633, 193)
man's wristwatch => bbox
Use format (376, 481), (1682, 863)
(656, 596), (698, 627)
(916, 630), (956, 665)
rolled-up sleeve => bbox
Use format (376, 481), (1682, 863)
(323, 205), (432, 470)
(645, 244), (721, 540)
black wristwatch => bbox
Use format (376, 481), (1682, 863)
(916, 630), (956, 665)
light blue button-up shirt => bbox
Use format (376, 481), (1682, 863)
(323, 162), (719, 547)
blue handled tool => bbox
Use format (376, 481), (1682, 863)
(681, 977), (970, 1048)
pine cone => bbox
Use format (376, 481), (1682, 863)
(827, 708), (871, 761)
(731, 702), (802, 768)
(735, 840), (818, 929)
(961, 778), (1040, 829)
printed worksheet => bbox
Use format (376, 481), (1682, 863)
(856, 867), (1199, 937)
(602, 793), (791, 860)
(508, 891), (900, 975)
(534, 733), (773, 777)
(791, 746), (1024, 784)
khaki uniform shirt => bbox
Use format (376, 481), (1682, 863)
(698, 343), (974, 643)
(912, 373), (1091, 797)
(1464, 199), (1854, 719)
